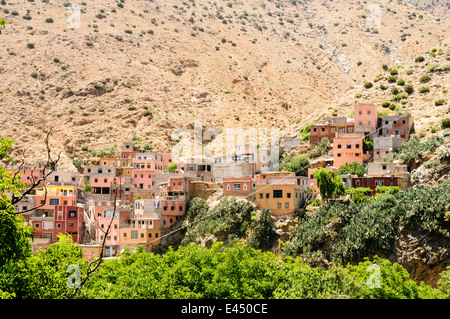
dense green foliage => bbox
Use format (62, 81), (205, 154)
(181, 196), (255, 247)
(75, 243), (445, 299)
(337, 161), (366, 177)
(284, 182), (450, 267)
(313, 168), (345, 202)
(279, 155), (309, 176)
(246, 208), (277, 250)
(394, 135), (446, 163)
(0, 234), (87, 299)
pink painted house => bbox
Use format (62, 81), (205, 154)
(333, 133), (364, 168)
(354, 103), (378, 139)
(223, 177), (254, 195)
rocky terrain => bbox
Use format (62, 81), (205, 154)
(0, 0), (449, 168)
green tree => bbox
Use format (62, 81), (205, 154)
(0, 137), (34, 267)
(313, 168), (345, 202)
(168, 162), (177, 173)
(345, 187), (372, 203)
(279, 155), (309, 176)
(337, 161), (366, 177)
(247, 208), (276, 250)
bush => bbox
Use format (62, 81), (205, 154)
(419, 86), (430, 93)
(363, 81), (373, 89)
(404, 84), (414, 94)
(419, 75), (431, 83)
(391, 87), (399, 95)
(415, 56), (425, 62)
(442, 118), (450, 129)
(387, 75), (397, 83)
(45, 17), (54, 23)
(337, 161), (366, 177)
(26, 42), (34, 49)
(279, 155), (309, 176)
(397, 78), (405, 86)
(435, 99), (446, 106)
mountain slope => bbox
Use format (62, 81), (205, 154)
(0, 0), (448, 167)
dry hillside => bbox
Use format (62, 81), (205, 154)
(0, 0), (448, 167)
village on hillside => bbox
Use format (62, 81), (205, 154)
(5, 103), (416, 259)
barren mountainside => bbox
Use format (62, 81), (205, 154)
(0, 0), (449, 167)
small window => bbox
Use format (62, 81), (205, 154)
(313, 127), (317, 132)
(285, 203), (289, 209)
(259, 193), (263, 199)
(321, 127), (325, 132)
(277, 203), (281, 209)
(337, 144), (342, 149)
(287, 193), (291, 198)
(50, 199), (59, 205)
(266, 193), (270, 199)
(273, 190), (283, 198)
(68, 210), (77, 218)
(355, 144), (360, 149)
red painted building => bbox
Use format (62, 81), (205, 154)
(30, 205), (84, 243)
(351, 176), (399, 195)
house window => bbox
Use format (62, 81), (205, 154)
(337, 144), (342, 149)
(346, 144), (352, 149)
(123, 232), (127, 237)
(285, 203), (289, 209)
(321, 127), (325, 132)
(359, 121), (363, 126)
(259, 194), (263, 199)
(359, 111), (362, 115)
(131, 231), (138, 239)
(69, 222), (74, 227)
(94, 178), (98, 183)
(355, 144), (360, 148)
(277, 203), (281, 209)
(35, 223), (40, 228)
(313, 127), (317, 132)
(155, 233), (158, 238)
(338, 127), (345, 133)
(287, 193), (291, 198)
(337, 153), (342, 157)
(243, 184), (247, 191)
(226, 184), (231, 191)
(402, 120), (406, 124)
(266, 193), (270, 198)
(149, 233), (152, 238)
(57, 223), (62, 229)
(368, 121), (371, 125)
(68, 210), (77, 218)
(382, 165), (387, 170)
(355, 180), (360, 186)
(273, 190), (283, 198)
(367, 110), (371, 115)
(375, 180), (384, 186)
(348, 127), (353, 133)
(233, 184), (241, 191)
(50, 199), (59, 205)
(355, 153), (360, 157)
(141, 233), (144, 238)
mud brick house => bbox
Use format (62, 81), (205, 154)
(95, 207), (131, 257)
(255, 173), (309, 216)
(222, 177), (255, 197)
(333, 132), (365, 168)
(310, 116), (355, 144)
(354, 103), (378, 140)
(376, 114), (413, 140)
(131, 152), (164, 190)
(28, 204), (84, 244)
(373, 136), (405, 161)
